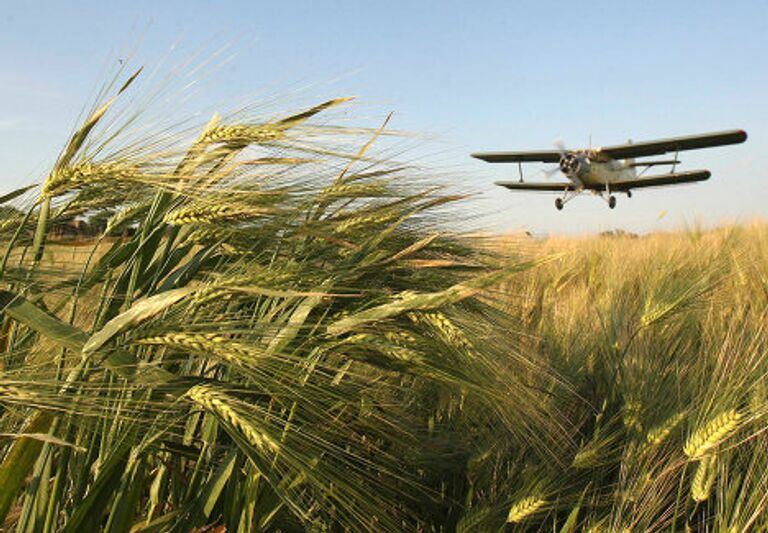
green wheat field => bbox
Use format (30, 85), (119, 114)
(0, 67), (765, 532)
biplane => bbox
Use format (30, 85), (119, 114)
(471, 129), (747, 210)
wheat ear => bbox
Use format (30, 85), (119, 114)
(623, 399), (644, 433)
(684, 409), (742, 458)
(200, 124), (284, 145)
(506, 496), (546, 523)
(408, 311), (474, 352)
(43, 162), (140, 197)
(136, 333), (257, 365)
(646, 411), (686, 445)
(186, 385), (279, 453)
(164, 204), (274, 225)
(691, 454), (717, 502)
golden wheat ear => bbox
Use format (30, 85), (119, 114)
(684, 409), (743, 459)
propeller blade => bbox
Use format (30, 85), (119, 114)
(553, 138), (567, 156)
(540, 166), (561, 180)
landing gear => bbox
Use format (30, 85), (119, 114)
(626, 190), (632, 198)
(600, 183), (617, 209)
(555, 186), (582, 210)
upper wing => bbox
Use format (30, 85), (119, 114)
(495, 181), (571, 192)
(472, 150), (562, 163)
(607, 170), (711, 191)
(599, 130), (746, 160)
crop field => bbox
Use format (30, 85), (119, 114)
(0, 68), (765, 532)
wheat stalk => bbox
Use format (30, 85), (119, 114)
(749, 380), (766, 417)
(586, 523), (629, 533)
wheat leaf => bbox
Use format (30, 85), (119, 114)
(0, 290), (88, 351)
(0, 184), (37, 205)
(0, 432), (86, 452)
(83, 287), (196, 357)
(277, 97), (354, 130)
(0, 412), (54, 523)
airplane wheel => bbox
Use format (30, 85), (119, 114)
(608, 195), (617, 209)
(555, 198), (564, 210)
(627, 190), (632, 198)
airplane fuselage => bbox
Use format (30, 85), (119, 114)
(559, 151), (636, 189)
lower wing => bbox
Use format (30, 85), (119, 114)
(495, 181), (572, 192)
(606, 170), (711, 191)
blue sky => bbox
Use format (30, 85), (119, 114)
(1, 1), (766, 234)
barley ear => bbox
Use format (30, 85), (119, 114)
(646, 411), (686, 446)
(186, 385), (279, 454)
(506, 496), (546, 523)
(684, 409), (742, 459)
(691, 454), (718, 502)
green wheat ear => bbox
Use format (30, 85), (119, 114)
(164, 204), (276, 225)
(43, 162), (141, 197)
(187, 385), (280, 454)
(647, 411), (687, 445)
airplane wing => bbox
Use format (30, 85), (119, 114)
(472, 150), (562, 163)
(599, 130), (746, 160)
(607, 170), (711, 191)
(495, 181), (571, 191)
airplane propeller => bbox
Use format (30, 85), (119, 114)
(537, 137), (592, 183)
(540, 138), (569, 180)
(539, 166), (561, 180)
(551, 137), (588, 185)
(553, 137), (568, 156)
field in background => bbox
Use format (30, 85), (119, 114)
(473, 220), (768, 531)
